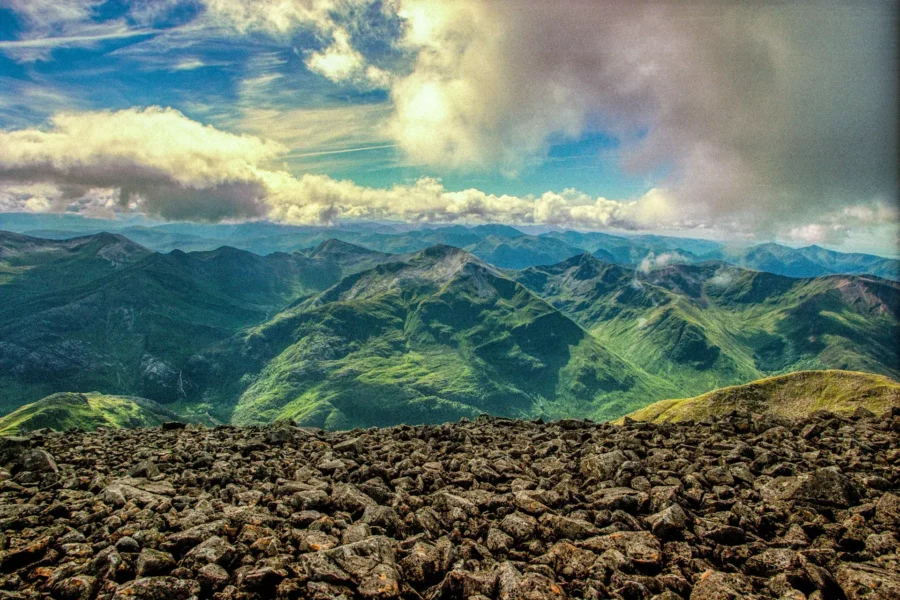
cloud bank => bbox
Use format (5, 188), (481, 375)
(0, 107), (674, 227)
(206, 0), (897, 240)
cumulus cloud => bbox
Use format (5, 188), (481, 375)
(0, 107), (679, 227)
(0, 107), (283, 220)
(304, 28), (392, 88)
(382, 0), (898, 230)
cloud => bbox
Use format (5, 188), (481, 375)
(707, 269), (734, 288)
(0, 0), (152, 62)
(304, 27), (392, 88)
(0, 107), (678, 227)
(200, 0), (350, 35)
(786, 224), (849, 246)
(0, 107), (282, 220)
(637, 251), (689, 274)
(381, 0), (897, 231)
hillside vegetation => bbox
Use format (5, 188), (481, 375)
(621, 370), (900, 423)
(0, 392), (179, 435)
(1, 230), (898, 429)
(193, 245), (671, 427)
(515, 254), (900, 401)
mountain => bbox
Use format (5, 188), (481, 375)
(0, 392), (179, 435)
(0, 231), (151, 305)
(514, 254), (900, 399)
(622, 370), (900, 423)
(4, 214), (897, 278)
(721, 242), (899, 280)
(1, 229), (898, 429)
(0, 235), (396, 413)
(190, 245), (670, 427)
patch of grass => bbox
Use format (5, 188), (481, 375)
(0, 392), (180, 435)
(620, 370), (900, 423)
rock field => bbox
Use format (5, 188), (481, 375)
(1, 409), (899, 600)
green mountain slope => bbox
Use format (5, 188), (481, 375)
(0, 392), (179, 435)
(514, 254), (900, 399)
(0, 231), (151, 305)
(0, 236), (395, 413)
(725, 243), (899, 280)
(621, 370), (900, 423)
(192, 246), (671, 427)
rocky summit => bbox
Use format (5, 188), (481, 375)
(1, 410), (899, 600)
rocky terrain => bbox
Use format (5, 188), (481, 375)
(1, 410), (899, 600)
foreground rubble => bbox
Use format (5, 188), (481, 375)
(1, 409), (899, 600)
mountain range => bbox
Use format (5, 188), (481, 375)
(2, 212), (896, 279)
(1, 228), (897, 428)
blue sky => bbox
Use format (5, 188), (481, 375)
(0, 1), (896, 254)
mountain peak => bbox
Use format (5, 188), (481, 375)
(470, 224), (524, 238)
(309, 238), (377, 259)
(417, 243), (469, 260)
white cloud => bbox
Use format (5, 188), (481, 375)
(708, 269), (734, 288)
(200, 0), (355, 35)
(0, 107), (679, 227)
(0, 107), (283, 220)
(637, 251), (689, 274)
(786, 224), (848, 246)
(381, 0), (897, 231)
(0, 0), (151, 62)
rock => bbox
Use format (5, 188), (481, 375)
(580, 450), (628, 481)
(486, 528), (514, 553)
(21, 449), (58, 474)
(181, 536), (234, 568)
(115, 536), (141, 553)
(540, 514), (600, 540)
(500, 512), (538, 542)
(111, 577), (195, 600)
(745, 549), (796, 577)
(162, 421), (187, 431)
(836, 563), (900, 600)
(136, 549), (176, 577)
(333, 437), (364, 455)
(129, 460), (160, 478)
(582, 531), (663, 570)
(646, 504), (689, 539)
(695, 519), (746, 546)
(690, 570), (757, 600)
(588, 487), (647, 512)
(331, 483), (377, 515)
(53, 575), (97, 600)
(0, 411), (897, 600)
(875, 492), (900, 526)
(197, 563), (229, 591)
(767, 467), (860, 508)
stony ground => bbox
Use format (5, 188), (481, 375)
(1, 410), (899, 600)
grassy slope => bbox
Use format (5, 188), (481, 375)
(622, 370), (900, 423)
(201, 247), (671, 428)
(0, 392), (179, 435)
(0, 236), (396, 413)
(515, 256), (900, 404)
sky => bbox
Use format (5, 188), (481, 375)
(0, 0), (897, 254)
